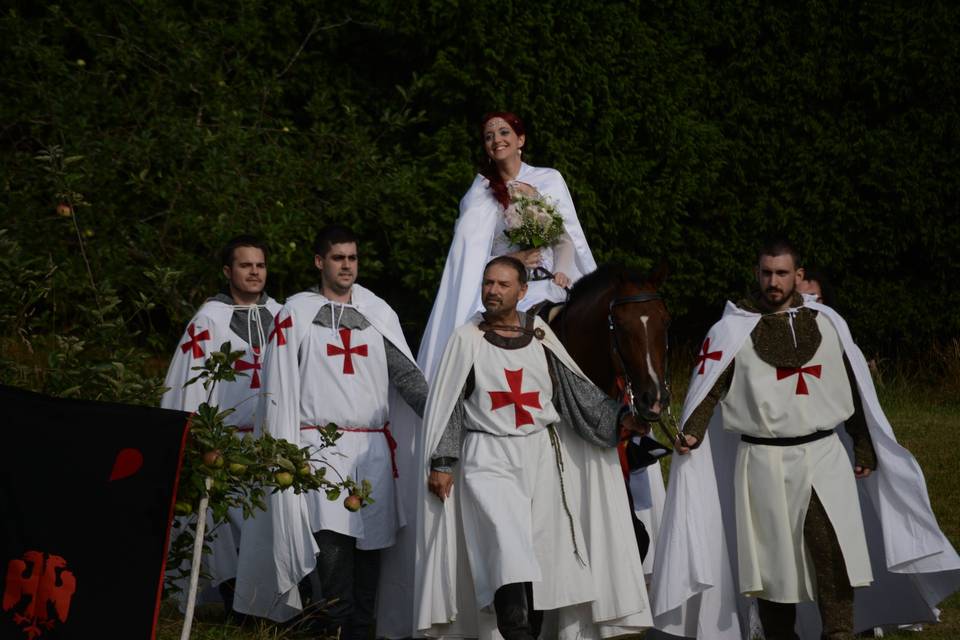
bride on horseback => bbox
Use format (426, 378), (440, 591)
(417, 112), (597, 379)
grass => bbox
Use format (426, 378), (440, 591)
(870, 385), (960, 639)
(157, 378), (960, 639)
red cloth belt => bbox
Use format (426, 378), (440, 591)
(301, 422), (398, 478)
(234, 426), (254, 433)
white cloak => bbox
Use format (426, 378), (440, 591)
(232, 284), (420, 623)
(161, 295), (280, 602)
(414, 314), (652, 639)
(161, 296), (281, 428)
(416, 163), (597, 382)
(650, 298), (960, 639)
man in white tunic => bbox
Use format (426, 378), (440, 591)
(416, 256), (653, 640)
(161, 234), (281, 616)
(236, 225), (427, 639)
(662, 239), (959, 639)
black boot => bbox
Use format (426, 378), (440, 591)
(312, 530), (356, 637)
(494, 583), (536, 640)
(757, 599), (800, 640)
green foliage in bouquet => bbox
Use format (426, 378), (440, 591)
(503, 192), (565, 249)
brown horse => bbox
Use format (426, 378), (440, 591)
(549, 264), (671, 423)
(547, 263), (671, 560)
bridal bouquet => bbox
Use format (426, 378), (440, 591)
(502, 186), (565, 249)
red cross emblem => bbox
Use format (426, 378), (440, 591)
(696, 337), (722, 375)
(234, 348), (262, 389)
(269, 313), (293, 346)
(179, 323), (210, 359)
(3, 551), (76, 639)
(326, 328), (368, 375)
(489, 368), (542, 428)
(777, 364), (823, 395)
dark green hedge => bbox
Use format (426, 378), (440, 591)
(2, 1), (958, 398)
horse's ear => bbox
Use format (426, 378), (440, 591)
(650, 259), (669, 288)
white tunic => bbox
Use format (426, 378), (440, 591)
(651, 300), (960, 640)
(721, 313), (872, 602)
(262, 294), (399, 550)
(415, 316), (653, 640)
(459, 338), (593, 613)
(234, 286), (420, 623)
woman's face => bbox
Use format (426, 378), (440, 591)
(483, 118), (525, 163)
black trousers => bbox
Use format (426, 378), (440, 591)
(311, 529), (381, 640)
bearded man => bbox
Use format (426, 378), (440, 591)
(414, 256), (653, 640)
(650, 239), (960, 640)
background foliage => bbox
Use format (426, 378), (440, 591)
(2, 0), (958, 401)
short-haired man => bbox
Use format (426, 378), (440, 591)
(161, 234), (281, 614)
(797, 266), (831, 306)
(652, 239), (959, 639)
(234, 225), (428, 639)
(414, 256), (654, 640)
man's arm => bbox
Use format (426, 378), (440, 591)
(676, 362), (734, 453)
(546, 350), (643, 447)
(842, 354), (877, 478)
(384, 339), (429, 418)
(427, 370), (473, 501)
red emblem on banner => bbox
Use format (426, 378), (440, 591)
(489, 368), (542, 428)
(3, 551), (76, 639)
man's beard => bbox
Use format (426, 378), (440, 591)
(761, 282), (795, 307)
(482, 296), (515, 319)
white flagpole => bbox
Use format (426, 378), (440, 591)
(180, 476), (213, 640)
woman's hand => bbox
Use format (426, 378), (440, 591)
(509, 181), (538, 197)
(553, 271), (571, 288)
(510, 248), (541, 268)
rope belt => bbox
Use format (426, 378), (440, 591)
(301, 422), (398, 478)
(740, 429), (834, 447)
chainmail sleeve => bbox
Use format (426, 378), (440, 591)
(842, 354), (877, 470)
(430, 369), (474, 471)
(546, 349), (621, 448)
(384, 338), (429, 418)
(683, 362), (734, 446)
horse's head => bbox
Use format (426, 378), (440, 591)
(607, 263), (671, 421)
(552, 263), (671, 422)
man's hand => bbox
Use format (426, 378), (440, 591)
(428, 470), (454, 501)
(854, 465), (872, 479)
(620, 412), (650, 436)
(674, 434), (699, 455)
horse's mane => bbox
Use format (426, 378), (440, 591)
(566, 263), (657, 306)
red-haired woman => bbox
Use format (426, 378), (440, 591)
(417, 112), (597, 381)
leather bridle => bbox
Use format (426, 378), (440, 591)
(607, 292), (670, 422)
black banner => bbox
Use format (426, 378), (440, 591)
(0, 386), (189, 639)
